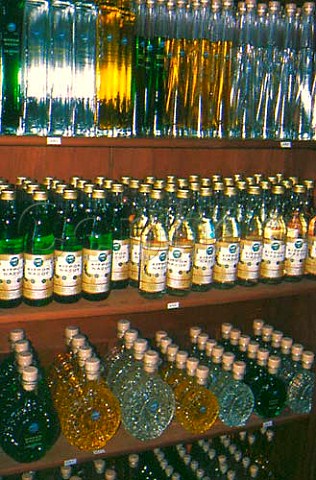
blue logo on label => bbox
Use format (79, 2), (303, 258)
(229, 245), (237, 254)
(252, 243), (260, 252)
(29, 422), (39, 434)
(295, 240), (303, 249)
(113, 242), (120, 252)
(66, 254), (75, 264)
(173, 249), (181, 259)
(159, 252), (166, 261)
(206, 246), (214, 255)
(91, 410), (101, 421)
(98, 253), (107, 262)
(149, 401), (159, 413)
(7, 23), (16, 33)
(34, 257), (43, 267)
(200, 405), (207, 414)
(10, 256), (19, 267)
(271, 242), (280, 251)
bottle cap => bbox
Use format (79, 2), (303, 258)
(190, 326), (202, 341)
(33, 190), (48, 201)
(124, 328), (139, 346)
(128, 453), (139, 468)
(271, 330), (283, 343)
(239, 334), (250, 350)
(78, 345), (93, 365)
(212, 345), (224, 360)
(16, 351), (33, 369)
(281, 336), (293, 351)
(221, 322), (233, 336)
(197, 333), (209, 349)
(155, 330), (168, 346)
(222, 352), (235, 366)
(85, 357), (100, 375)
(206, 339), (217, 356)
(160, 336), (173, 354)
(133, 338), (148, 360)
(93, 459), (106, 474)
(186, 357), (199, 375)
(64, 325), (80, 342)
(117, 319), (131, 335)
(60, 466), (72, 480)
(71, 334), (87, 352)
(176, 350), (189, 367)
(14, 339), (30, 354)
(9, 328), (25, 343)
(167, 343), (179, 360)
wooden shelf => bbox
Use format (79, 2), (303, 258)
(0, 411), (310, 476)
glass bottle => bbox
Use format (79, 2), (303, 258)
(105, 328), (139, 389)
(252, 318), (265, 343)
(217, 361), (255, 427)
(196, 333), (210, 365)
(287, 350), (315, 414)
(167, 189), (195, 296)
(260, 185), (286, 284)
(254, 355), (287, 418)
(81, 188), (112, 301)
(244, 347), (269, 388)
(189, 326), (202, 357)
(0, 366), (60, 462)
(139, 189), (169, 298)
(62, 357), (121, 451)
(110, 183), (130, 289)
(278, 342), (304, 386)
(173, 356), (200, 408)
(103, 318), (131, 376)
(165, 350), (189, 390)
(237, 185), (263, 286)
(260, 324), (274, 351)
(213, 186), (240, 289)
(160, 343), (179, 383)
(219, 322), (233, 351)
(305, 207), (316, 278)
(269, 330), (283, 356)
(211, 351), (235, 396)
(53, 189), (82, 303)
(23, 190), (54, 306)
(192, 187), (216, 292)
(237, 334), (251, 362)
(0, 189), (23, 307)
(0, 328), (25, 385)
(120, 350), (175, 440)
(208, 345), (224, 388)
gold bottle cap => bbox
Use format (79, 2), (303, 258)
(51, 179), (63, 189)
(33, 190), (48, 202)
(94, 176), (106, 186)
(224, 186), (237, 196)
(271, 184), (285, 195)
(9, 328), (25, 342)
(111, 183), (124, 194)
(281, 336), (293, 350)
(303, 179), (315, 189)
(55, 183), (68, 195)
(213, 181), (225, 191)
(189, 174), (200, 183)
(63, 189), (78, 200)
(77, 179), (88, 190)
(224, 177), (235, 187)
(105, 469), (117, 480)
(139, 183), (152, 194)
(248, 185), (261, 195)
(129, 178), (140, 190)
(199, 186), (212, 198)
(230, 328), (241, 342)
(1, 189), (16, 201)
(271, 330), (283, 342)
(165, 183), (177, 193)
(177, 178), (189, 189)
(120, 176), (131, 186)
(236, 180), (247, 191)
(200, 177), (211, 187)
(92, 188), (106, 199)
(259, 180), (271, 191)
(189, 181), (200, 192)
(150, 188), (164, 201)
(206, 339), (217, 354)
(153, 179), (166, 190)
(70, 176), (82, 188)
(166, 175), (177, 184)
(212, 345), (224, 358)
(144, 175), (156, 185)
(292, 184), (306, 194)
(103, 179), (113, 190)
(83, 183), (95, 195)
(262, 324), (274, 336)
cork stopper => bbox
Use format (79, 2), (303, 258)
(186, 357), (199, 376)
(221, 322), (233, 338)
(249, 464), (259, 478)
(71, 334), (87, 352)
(197, 333), (209, 350)
(60, 466), (72, 480)
(85, 357), (100, 379)
(78, 345), (93, 367)
(195, 365), (210, 386)
(281, 336), (293, 353)
(16, 351), (33, 371)
(212, 345), (224, 363)
(291, 343), (304, 359)
(133, 338), (148, 360)
(222, 352), (235, 370)
(262, 324), (273, 340)
(239, 334), (250, 351)
(190, 326), (202, 342)
(253, 318), (264, 334)
(271, 330), (283, 345)
(230, 328), (241, 345)
(9, 328), (25, 343)
(93, 459), (106, 475)
(166, 343), (179, 361)
(64, 326), (80, 345)
(124, 328), (139, 348)
(302, 351), (315, 368)
(175, 350), (189, 368)
(268, 355), (281, 374)
(233, 361), (246, 380)
(160, 336), (173, 355)
(128, 453), (139, 468)
(206, 339), (217, 357)
(143, 350), (159, 373)
(14, 339), (30, 354)
(155, 330), (168, 347)
(22, 366), (38, 390)
(117, 319), (131, 337)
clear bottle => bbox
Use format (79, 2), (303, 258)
(192, 187), (216, 292)
(120, 350), (175, 440)
(287, 350), (315, 414)
(260, 185), (286, 284)
(53, 189), (82, 303)
(278, 342), (304, 386)
(160, 343), (180, 383)
(62, 357), (121, 451)
(305, 207), (316, 278)
(23, 190), (55, 306)
(0, 366), (60, 462)
(105, 328), (139, 389)
(0, 189), (23, 307)
(213, 186), (240, 289)
(110, 183), (130, 289)
(139, 189), (169, 298)
(237, 185), (263, 286)
(103, 319), (131, 375)
(211, 351), (235, 396)
(254, 355), (287, 418)
(167, 189), (195, 296)
(81, 189), (112, 301)
(174, 356), (200, 407)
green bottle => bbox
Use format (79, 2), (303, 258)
(110, 183), (130, 290)
(139, 189), (169, 299)
(53, 189), (82, 303)
(23, 190), (54, 306)
(0, 189), (23, 307)
(81, 188), (112, 301)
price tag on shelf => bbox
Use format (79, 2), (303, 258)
(64, 458), (77, 467)
(262, 420), (273, 429)
(167, 302), (180, 310)
(93, 449), (106, 455)
(47, 137), (62, 145)
(280, 141), (292, 149)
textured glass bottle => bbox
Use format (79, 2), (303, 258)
(120, 350), (175, 440)
(81, 189), (112, 301)
(287, 351), (315, 414)
(62, 357), (121, 451)
(105, 328), (139, 389)
(103, 318), (131, 377)
(0, 189), (23, 307)
(23, 190), (55, 306)
(139, 189), (169, 298)
(254, 356), (287, 418)
(110, 183), (130, 289)
(213, 186), (240, 288)
(167, 189), (195, 296)
(306, 206), (316, 279)
(1, 366), (60, 463)
(54, 189), (82, 303)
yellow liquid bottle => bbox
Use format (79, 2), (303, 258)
(306, 211), (316, 279)
(174, 356), (199, 408)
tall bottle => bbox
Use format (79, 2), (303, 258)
(237, 185), (263, 286)
(53, 189), (82, 303)
(0, 0), (24, 134)
(139, 189), (169, 298)
(0, 189), (24, 307)
(48, 0), (75, 136)
(213, 186), (240, 288)
(81, 189), (112, 301)
(23, 190), (55, 306)
(260, 185), (286, 284)
(306, 207), (316, 279)
(21, 0), (50, 135)
(110, 183), (130, 289)
(167, 189), (195, 296)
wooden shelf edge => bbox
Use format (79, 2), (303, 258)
(0, 411), (310, 476)
(0, 279), (315, 326)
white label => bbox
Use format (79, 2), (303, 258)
(213, 241), (239, 283)
(260, 239), (285, 278)
(23, 253), (54, 299)
(139, 245), (168, 293)
(280, 141), (292, 149)
(54, 250), (82, 295)
(167, 245), (193, 289)
(82, 249), (112, 293)
(64, 459), (77, 466)
(47, 137), (62, 145)
(285, 238), (307, 276)
(238, 239), (263, 280)
(0, 253), (23, 299)
(192, 242), (216, 285)
(167, 302), (180, 309)
(262, 420), (273, 428)
(111, 239), (129, 281)
(93, 449), (106, 455)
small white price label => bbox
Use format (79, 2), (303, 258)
(64, 458), (77, 466)
(93, 449), (106, 455)
(280, 141), (292, 149)
(167, 302), (180, 310)
(262, 420), (273, 428)
(47, 137), (62, 145)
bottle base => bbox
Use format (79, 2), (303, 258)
(54, 294), (81, 304)
(23, 296), (53, 307)
(0, 298), (22, 308)
(82, 291), (111, 301)
(166, 287), (190, 297)
(191, 284), (211, 292)
(139, 290), (165, 299)
(212, 282), (236, 289)
(111, 280), (129, 290)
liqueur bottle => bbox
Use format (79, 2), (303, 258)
(62, 357), (121, 451)
(189, 326), (202, 357)
(23, 190), (55, 306)
(287, 350), (315, 414)
(159, 343), (180, 383)
(211, 352), (235, 396)
(103, 319), (131, 376)
(305, 207), (316, 279)
(0, 189), (24, 307)
(244, 347), (269, 388)
(120, 350), (175, 440)
(173, 356), (200, 408)
(53, 188), (82, 303)
(213, 186), (240, 289)
(167, 189), (195, 296)
(106, 328), (139, 389)
(278, 343), (304, 386)
(207, 345), (224, 388)
(0, 366), (60, 463)
(176, 365), (219, 434)
(81, 188), (112, 301)
(217, 361), (255, 427)
(0, 331), (27, 385)
(219, 323), (234, 350)
(110, 184), (130, 289)
(254, 356), (287, 418)
(139, 189), (169, 298)
(165, 350), (189, 390)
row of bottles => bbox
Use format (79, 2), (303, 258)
(0, 171), (315, 307)
(3, 426), (284, 480)
(2, 0), (316, 139)
(1, 312), (312, 462)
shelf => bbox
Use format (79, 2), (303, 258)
(0, 279), (315, 326)
(0, 411), (310, 476)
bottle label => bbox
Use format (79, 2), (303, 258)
(213, 241), (239, 283)
(0, 253), (23, 300)
(284, 238), (307, 276)
(82, 249), (112, 294)
(111, 239), (129, 281)
(305, 235), (316, 275)
(129, 237), (141, 282)
(23, 253), (54, 300)
(192, 240), (216, 285)
(167, 245), (193, 289)
(237, 239), (263, 281)
(54, 250), (82, 296)
(139, 244), (168, 293)
(260, 239), (285, 278)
